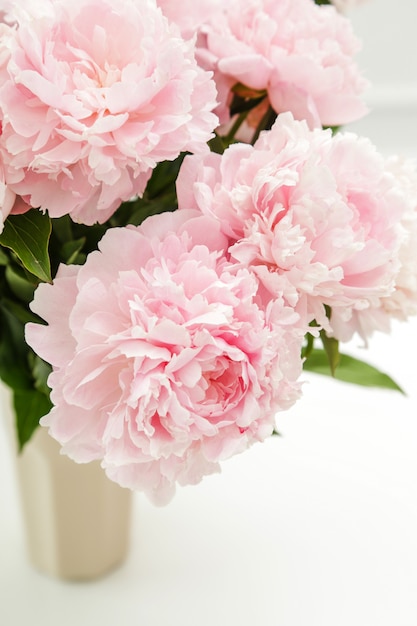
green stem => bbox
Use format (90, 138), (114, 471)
(250, 106), (277, 145)
(224, 110), (250, 145)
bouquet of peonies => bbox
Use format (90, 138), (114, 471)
(0, 0), (415, 504)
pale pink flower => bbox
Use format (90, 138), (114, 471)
(9, 196), (31, 216)
(0, 0), (55, 23)
(0, 0), (218, 225)
(157, 0), (224, 40)
(0, 162), (16, 231)
(329, 156), (417, 342)
(165, 0), (368, 129)
(177, 113), (411, 341)
(25, 210), (303, 504)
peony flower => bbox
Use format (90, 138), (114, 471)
(329, 156), (417, 342)
(25, 210), (303, 504)
(0, 162), (16, 231)
(157, 0), (224, 40)
(0, 0), (55, 22)
(160, 0), (368, 129)
(176, 113), (414, 342)
(0, 0), (218, 225)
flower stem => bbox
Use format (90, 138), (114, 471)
(224, 110), (250, 145)
(250, 106), (277, 145)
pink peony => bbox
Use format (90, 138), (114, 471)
(0, 1), (54, 22)
(0, 0), (218, 225)
(160, 0), (368, 129)
(0, 162), (16, 231)
(329, 156), (417, 342)
(176, 113), (414, 342)
(157, 0), (224, 40)
(25, 210), (303, 504)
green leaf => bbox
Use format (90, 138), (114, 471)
(0, 210), (52, 282)
(113, 192), (177, 227)
(5, 264), (37, 303)
(2, 297), (40, 325)
(29, 353), (52, 396)
(320, 330), (340, 376)
(303, 349), (405, 394)
(301, 332), (315, 359)
(50, 214), (73, 243)
(323, 125), (341, 135)
(208, 134), (226, 155)
(0, 247), (9, 265)
(145, 154), (186, 199)
(61, 237), (87, 264)
(49, 219), (106, 271)
(0, 346), (31, 390)
(0, 305), (31, 390)
(13, 388), (52, 450)
(0, 303), (52, 448)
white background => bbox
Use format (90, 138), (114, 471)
(347, 0), (417, 155)
(1, 1), (417, 625)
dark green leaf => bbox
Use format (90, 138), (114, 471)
(0, 348), (31, 390)
(0, 247), (9, 265)
(208, 134), (226, 155)
(0, 210), (52, 282)
(29, 354), (52, 396)
(304, 349), (405, 393)
(113, 193), (177, 227)
(0, 305), (31, 390)
(48, 218), (107, 275)
(50, 214), (74, 243)
(13, 388), (52, 450)
(61, 237), (87, 264)
(5, 264), (37, 303)
(145, 154), (186, 199)
(301, 332), (315, 359)
(0, 303), (52, 448)
(2, 297), (40, 325)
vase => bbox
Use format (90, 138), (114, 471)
(11, 416), (133, 581)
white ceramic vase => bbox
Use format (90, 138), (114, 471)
(8, 408), (133, 581)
